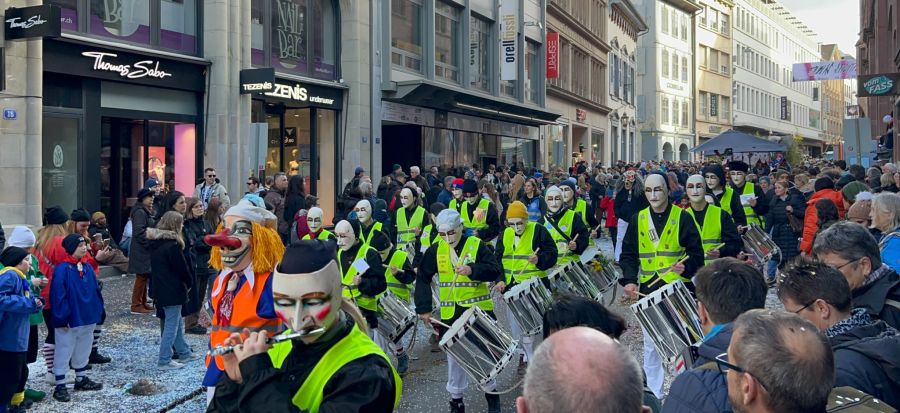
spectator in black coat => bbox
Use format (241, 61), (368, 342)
(182, 198), (214, 335)
(764, 180), (806, 282)
(283, 175), (307, 227)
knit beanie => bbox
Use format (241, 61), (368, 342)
(835, 174), (854, 190)
(814, 176), (835, 192)
(0, 246), (29, 268)
(8, 226), (36, 248)
(450, 178), (465, 190)
(71, 208), (91, 223)
(507, 201), (528, 220)
(62, 234), (85, 255)
(701, 164), (726, 185)
(840, 181), (869, 204)
(44, 206), (69, 226)
(558, 179), (577, 193)
(847, 199), (873, 223)
(462, 179), (478, 195)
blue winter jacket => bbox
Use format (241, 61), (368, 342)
(662, 324), (734, 413)
(50, 260), (103, 329)
(880, 229), (900, 274)
(0, 267), (41, 352)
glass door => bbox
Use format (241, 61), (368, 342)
(43, 114), (82, 214)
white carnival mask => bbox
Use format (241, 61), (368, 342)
(560, 186), (574, 203)
(354, 200), (372, 224)
(335, 220), (357, 251)
(705, 173), (721, 191)
(435, 209), (463, 248)
(508, 218), (527, 236)
(452, 188), (463, 200)
(272, 260), (342, 344)
(400, 188), (415, 208)
(307, 207), (324, 233)
(686, 175), (707, 204)
(645, 175), (668, 210)
(729, 171), (746, 186)
(546, 186), (563, 213)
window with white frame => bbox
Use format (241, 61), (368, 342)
(391, 0), (423, 72)
(662, 49), (669, 78)
(662, 5), (669, 34)
(434, 1), (460, 83)
(682, 100), (689, 127)
(700, 92), (708, 118)
(722, 96), (730, 121)
(699, 46), (708, 68)
(469, 15), (491, 92)
(720, 51), (729, 74)
(681, 57), (688, 82)
(662, 97), (670, 124)
(672, 51), (678, 80)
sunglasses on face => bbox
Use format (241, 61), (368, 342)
(208, 174), (216, 178)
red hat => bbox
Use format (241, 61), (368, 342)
(451, 178), (465, 189)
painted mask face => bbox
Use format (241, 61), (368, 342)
(624, 171), (636, 188)
(452, 188), (463, 200)
(644, 175), (668, 210)
(546, 186), (563, 213)
(730, 171), (746, 186)
(508, 218), (527, 236)
(272, 261), (342, 343)
(307, 207), (324, 233)
(705, 173), (721, 191)
(354, 200), (372, 223)
(335, 220), (357, 252)
(686, 175), (707, 204)
(435, 210), (464, 248)
(560, 186), (574, 203)
(400, 188), (415, 208)
(465, 193), (480, 204)
(220, 217), (253, 271)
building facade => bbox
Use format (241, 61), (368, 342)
(544, 0), (610, 170)
(857, 0), (900, 162)
(731, 0), (823, 156)
(634, 0), (700, 162)
(607, 0), (648, 164)
(695, 0), (733, 144)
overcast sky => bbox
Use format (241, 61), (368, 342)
(779, 0), (860, 58)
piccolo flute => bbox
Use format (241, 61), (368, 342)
(207, 327), (326, 356)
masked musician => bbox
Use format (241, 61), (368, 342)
(618, 173), (704, 399)
(453, 179), (500, 242)
(494, 201), (558, 373)
(448, 178), (465, 212)
(414, 209), (503, 413)
(209, 240), (402, 412)
(559, 178), (599, 242)
(701, 164), (747, 227)
(353, 200), (386, 247)
(369, 231), (416, 375)
(613, 169), (648, 261)
(301, 207), (335, 241)
(334, 220), (387, 343)
(727, 160), (768, 228)
(544, 186), (589, 265)
(203, 197), (286, 403)
(685, 174), (743, 264)
(391, 187), (430, 252)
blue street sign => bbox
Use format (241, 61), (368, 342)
(3, 108), (16, 120)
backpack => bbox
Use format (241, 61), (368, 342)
(827, 387), (896, 412)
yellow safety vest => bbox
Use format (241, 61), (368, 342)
(384, 250), (411, 301)
(302, 229), (334, 241)
(396, 206), (426, 248)
(360, 221), (383, 246)
(338, 246), (378, 312)
(686, 205), (723, 265)
(718, 186), (736, 217)
(420, 224), (434, 250)
(544, 210), (578, 263)
(461, 199), (490, 230)
(738, 183), (764, 227)
(501, 223), (544, 284)
(574, 198), (595, 247)
(637, 207), (690, 285)
(267, 324), (402, 413)
(436, 237), (491, 320)
(449, 199), (461, 212)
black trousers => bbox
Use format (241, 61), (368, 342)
(0, 350), (28, 407)
(27, 325), (39, 363)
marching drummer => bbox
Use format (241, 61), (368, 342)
(493, 201), (558, 374)
(369, 231), (416, 375)
(209, 240), (402, 412)
(414, 209), (504, 413)
(558, 178), (599, 244)
(544, 185), (590, 265)
(457, 179), (502, 242)
(684, 175), (743, 264)
(353, 200), (388, 247)
(301, 206), (336, 240)
(334, 220), (388, 346)
(727, 160), (768, 228)
(618, 172), (704, 399)
(391, 187), (430, 252)
(701, 163), (747, 227)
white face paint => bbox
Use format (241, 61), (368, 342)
(335, 220), (357, 251)
(644, 175), (668, 210)
(452, 189), (463, 200)
(272, 261), (343, 343)
(465, 195), (480, 204)
(307, 207), (324, 233)
(435, 210), (463, 247)
(730, 171), (746, 186)
(560, 186), (574, 203)
(686, 175), (707, 204)
(400, 188), (415, 208)
(705, 173), (721, 191)
(546, 186), (563, 213)
(508, 218), (527, 236)
(354, 200), (372, 224)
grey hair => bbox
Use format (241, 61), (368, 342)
(881, 172), (894, 187)
(872, 192), (900, 232)
(812, 221), (882, 268)
(523, 337), (643, 413)
(357, 181), (373, 198)
(732, 309), (833, 413)
(410, 166), (420, 174)
(443, 175), (456, 186)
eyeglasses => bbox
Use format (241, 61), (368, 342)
(790, 301), (815, 314)
(714, 352), (770, 392)
(833, 257), (861, 271)
(207, 174), (216, 178)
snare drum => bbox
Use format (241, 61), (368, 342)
(561, 261), (605, 301)
(546, 262), (573, 293)
(742, 224), (779, 263)
(439, 306), (519, 387)
(503, 277), (553, 336)
(630, 280), (703, 366)
(377, 293), (416, 343)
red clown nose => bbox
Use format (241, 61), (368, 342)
(204, 227), (242, 250)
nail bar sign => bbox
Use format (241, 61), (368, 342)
(4, 5), (61, 40)
(81, 52), (173, 79)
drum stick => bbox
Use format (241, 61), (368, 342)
(708, 243), (726, 251)
(429, 318), (453, 330)
(514, 248), (541, 280)
(648, 255), (691, 287)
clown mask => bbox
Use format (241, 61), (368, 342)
(705, 173), (721, 191)
(307, 207), (324, 233)
(272, 260), (342, 343)
(560, 186), (575, 204)
(400, 188), (415, 209)
(644, 174), (669, 211)
(218, 216), (253, 271)
(546, 186), (563, 213)
(729, 170), (746, 186)
(508, 218), (527, 236)
(686, 175), (707, 204)
(354, 200), (372, 224)
(624, 171), (636, 188)
(335, 220), (357, 252)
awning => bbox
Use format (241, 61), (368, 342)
(692, 129), (786, 154)
(384, 79), (561, 127)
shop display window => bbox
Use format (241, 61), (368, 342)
(252, 0), (339, 80)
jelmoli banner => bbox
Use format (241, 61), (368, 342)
(546, 31), (559, 79)
(857, 73), (900, 97)
(499, 0), (518, 81)
(4, 4), (61, 40)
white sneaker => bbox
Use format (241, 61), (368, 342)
(45, 371), (76, 385)
(158, 360), (185, 370)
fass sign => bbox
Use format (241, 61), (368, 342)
(858, 73), (900, 97)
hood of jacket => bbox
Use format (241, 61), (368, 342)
(694, 323), (734, 366)
(146, 228), (180, 241)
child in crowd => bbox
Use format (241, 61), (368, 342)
(0, 246), (43, 413)
(50, 234), (104, 402)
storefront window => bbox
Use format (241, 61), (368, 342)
(525, 41), (539, 103)
(312, 0), (337, 79)
(548, 124), (567, 171)
(317, 109), (337, 222)
(252, 0), (265, 66)
(284, 109), (312, 185)
(469, 15), (491, 92)
(501, 80), (517, 99)
(500, 137), (536, 171)
(160, 0), (197, 54)
(435, 2), (460, 83)
(43, 115), (81, 214)
(47, 0), (78, 31)
(391, 0), (423, 72)
(272, 0), (309, 74)
(89, 0), (152, 46)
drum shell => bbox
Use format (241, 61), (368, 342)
(439, 306), (518, 386)
(377, 293), (416, 343)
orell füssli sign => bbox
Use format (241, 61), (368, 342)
(4, 5), (61, 40)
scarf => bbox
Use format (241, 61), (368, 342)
(825, 308), (874, 338)
(860, 264), (893, 290)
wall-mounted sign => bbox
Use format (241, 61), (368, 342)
(710, 95), (719, 117)
(575, 108), (587, 122)
(3, 108), (16, 120)
(81, 51), (172, 79)
(499, 0), (518, 81)
(780, 96), (791, 121)
(4, 5), (61, 40)
(381, 101), (435, 127)
(239, 68), (275, 94)
(793, 60), (857, 81)
(546, 31), (559, 79)
(858, 73), (900, 97)
(846, 104), (861, 118)
(259, 80), (343, 109)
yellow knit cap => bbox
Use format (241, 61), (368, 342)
(507, 201), (528, 220)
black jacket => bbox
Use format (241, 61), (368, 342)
(283, 194), (307, 225)
(389, 206), (432, 245)
(147, 229), (192, 308)
(209, 315), (397, 413)
(687, 204), (742, 259)
(460, 199), (501, 242)
(184, 217), (213, 270)
(545, 208), (590, 257)
(853, 266), (900, 331)
(730, 182), (769, 224)
(709, 187), (747, 227)
(830, 316), (900, 409)
(765, 191), (807, 263)
(663, 324), (735, 413)
(494, 224), (558, 286)
(89, 224), (120, 249)
(127, 204), (155, 274)
(614, 187), (649, 223)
